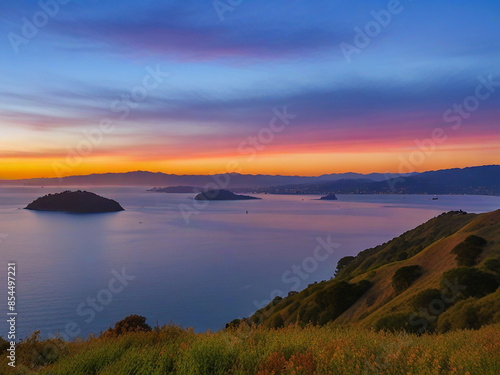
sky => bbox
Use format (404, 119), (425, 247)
(1, 0), (499, 179)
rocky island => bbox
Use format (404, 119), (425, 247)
(25, 190), (124, 213)
(319, 193), (338, 200)
(194, 189), (261, 201)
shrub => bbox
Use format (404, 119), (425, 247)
(258, 352), (288, 374)
(272, 314), (285, 329)
(335, 256), (356, 276)
(374, 312), (423, 334)
(272, 296), (283, 305)
(483, 257), (500, 274)
(297, 306), (321, 325)
(0, 337), (8, 353)
(437, 298), (480, 332)
(252, 311), (263, 325)
(440, 267), (498, 299)
(226, 319), (242, 329)
(315, 280), (371, 324)
(411, 288), (443, 311)
(105, 315), (152, 336)
(13, 330), (67, 368)
(392, 265), (423, 294)
(396, 251), (408, 261)
(463, 235), (487, 247)
(437, 289), (500, 333)
(316, 282), (350, 309)
(451, 235), (487, 266)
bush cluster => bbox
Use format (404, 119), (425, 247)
(451, 235), (487, 266)
(374, 312), (424, 334)
(440, 267), (498, 299)
(436, 291), (500, 333)
(392, 265), (423, 294)
(104, 315), (152, 337)
(313, 279), (372, 324)
(411, 288), (442, 311)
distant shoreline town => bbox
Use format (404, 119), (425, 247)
(1, 165), (499, 196)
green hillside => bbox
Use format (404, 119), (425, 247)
(249, 210), (500, 333)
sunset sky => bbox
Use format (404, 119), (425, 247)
(1, 0), (499, 179)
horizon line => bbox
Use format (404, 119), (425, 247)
(1, 164), (498, 181)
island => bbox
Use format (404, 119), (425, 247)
(147, 186), (201, 193)
(319, 193), (338, 200)
(194, 189), (261, 201)
(25, 190), (124, 213)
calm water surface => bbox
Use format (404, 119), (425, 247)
(0, 187), (499, 339)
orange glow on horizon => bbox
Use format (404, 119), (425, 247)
(2, 146), (499, 180)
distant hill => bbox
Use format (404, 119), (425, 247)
(250, 165), (500, 196)
(2, 165), (497, 195)
(249, 209), (500, 333)
(0, 171), (403, 188)
(147, 186), (201, 193)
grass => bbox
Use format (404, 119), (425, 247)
(3, 324), (499, 374)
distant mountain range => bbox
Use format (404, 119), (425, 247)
(0, 170), (406, 188)
(246, 165), (500, 196)
(0, 165), (498, 195)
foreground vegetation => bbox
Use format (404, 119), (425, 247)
(2, 323), (499, 374)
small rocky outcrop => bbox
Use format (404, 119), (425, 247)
(319, 194), (338, 201)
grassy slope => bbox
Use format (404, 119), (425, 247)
(4, 325), (500, 374)
(252, 210), (500, 329)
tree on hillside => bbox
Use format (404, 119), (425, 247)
(105, 315), (152, 336)
(335, 256), (356, 276)
(392, 265), (423, 294)
(440, 267), (498, 299)
(451, 235), (487, 266)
